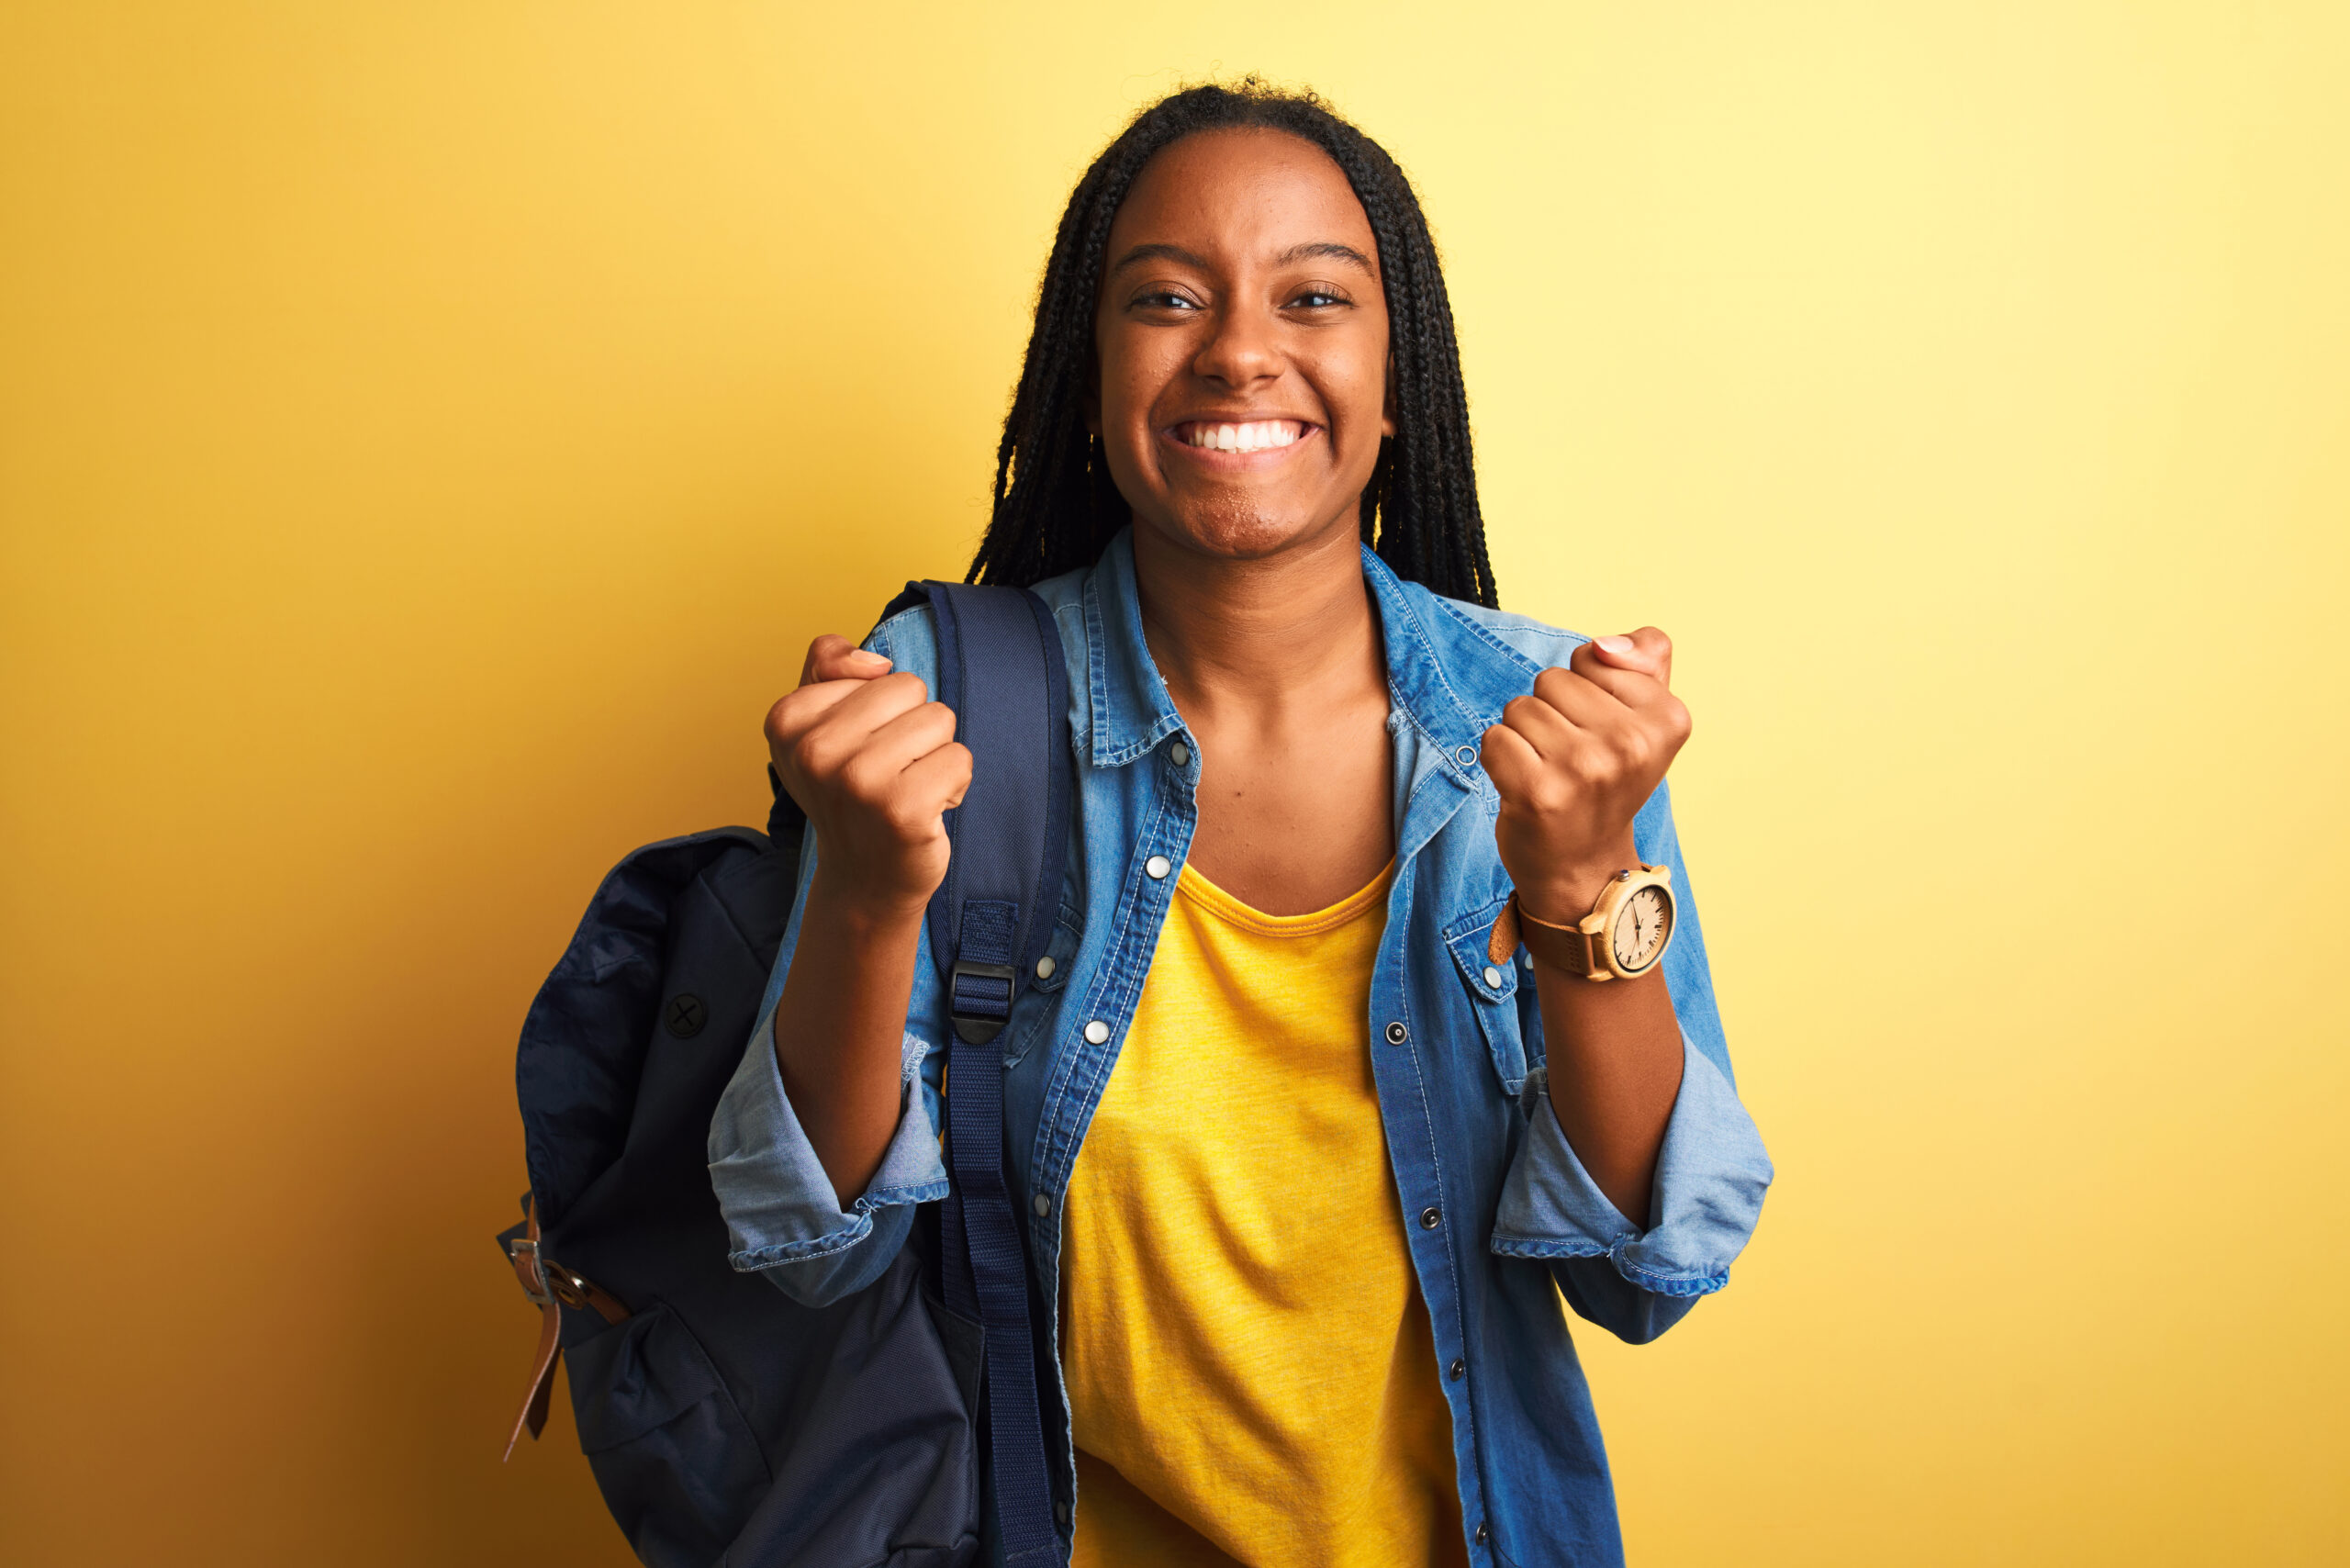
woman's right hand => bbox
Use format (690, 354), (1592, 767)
(765, 634), (972, 923)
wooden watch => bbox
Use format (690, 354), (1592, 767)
(1488, 863), (1676, 982)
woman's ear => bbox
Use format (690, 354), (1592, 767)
(1381, 349), (1398, 440)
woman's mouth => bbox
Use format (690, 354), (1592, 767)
(1171, 419), (1309, 454)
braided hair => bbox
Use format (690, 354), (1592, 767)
(966, 80), (1499, 609)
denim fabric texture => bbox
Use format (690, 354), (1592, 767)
(706, 529), (1774, 1567)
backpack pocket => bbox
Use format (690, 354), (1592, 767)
(565, 1305), (771, 1568)
(720, 1237), (983, 1568)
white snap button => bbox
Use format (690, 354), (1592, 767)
(1035, 955), (1057, 980)
(1033, 1193), (1051, 1216)
(1169, 743), (1190, 767)
(1521, 951), (1536, 970)
(1454, 745), (1478, 768)
(1083, 1019), (1110, 1045)
(1483, 966), (1503, 989)
(1145, 855), (1172, 879)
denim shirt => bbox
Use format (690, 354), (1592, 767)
(707, 530), (1773, 1568)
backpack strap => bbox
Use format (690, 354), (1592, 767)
(917, 579), (1069, 1568)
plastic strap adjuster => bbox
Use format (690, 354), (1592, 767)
(948, 960), (1016, 1045)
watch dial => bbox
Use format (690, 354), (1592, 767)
(1611, 886), (1672, 971)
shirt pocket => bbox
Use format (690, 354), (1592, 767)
(1445, 899), (1528, 1096)
(1002, 902), (1083, 1067)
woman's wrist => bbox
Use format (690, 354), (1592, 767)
(1514, 834), (1643, 929)
(805, 864), (932, 941)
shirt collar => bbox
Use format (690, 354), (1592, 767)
(1082, 530), (1187, 767)
(1081, 527), (1528, 779)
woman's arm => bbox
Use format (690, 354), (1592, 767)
(1480, 628), (1692, 1225)
(1525, 913), (1684, 1225)
(763, 633), (971, 1206)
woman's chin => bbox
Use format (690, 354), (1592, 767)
(1143, 498), (1357, 565)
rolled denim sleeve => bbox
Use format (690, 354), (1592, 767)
(707, 1002), (948, 1305)
(1490, 1037), (1773, 1342)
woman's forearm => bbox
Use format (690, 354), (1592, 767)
(770, 870), (928, 1208)
(1534, 961), (1684, 1227)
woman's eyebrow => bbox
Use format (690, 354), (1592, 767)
(1273, 241), (1375, 274)
(1108, 242), (1210, 275)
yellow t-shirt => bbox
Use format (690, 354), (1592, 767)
(1062, 861), (1468, 1568)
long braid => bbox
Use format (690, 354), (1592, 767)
(968, 80), (1498, 610)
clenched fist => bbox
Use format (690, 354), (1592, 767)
(1480, 627), (1691, 927)
(765, 634), (973, 920)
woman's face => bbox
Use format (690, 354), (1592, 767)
(1092, 128), (1393, 563)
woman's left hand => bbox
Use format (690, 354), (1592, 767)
(1480, 628), (1691, 926)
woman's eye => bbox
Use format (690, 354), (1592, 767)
(1136, 290), (1198, 311)
(1289, 289), (1346, 309)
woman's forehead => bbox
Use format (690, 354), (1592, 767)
(1108, 128), (1376, 265)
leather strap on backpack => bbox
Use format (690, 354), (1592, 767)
(502, 1197), (629, 1461)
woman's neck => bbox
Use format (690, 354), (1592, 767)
(1128, 517), (1384, 724)
(1126, 515), (1394, 914)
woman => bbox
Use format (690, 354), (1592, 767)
(709, 82), (1772, 1568)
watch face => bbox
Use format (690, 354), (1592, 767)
(1611, 885), (1673, 972)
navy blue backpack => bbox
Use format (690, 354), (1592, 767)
(498, 582), (1072, 1568)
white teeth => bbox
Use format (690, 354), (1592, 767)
(1185, 420), (1300, 452)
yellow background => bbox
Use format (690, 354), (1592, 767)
(4, 4), (2344, 1563)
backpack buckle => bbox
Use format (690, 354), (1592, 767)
(507, 1234), (554, 1309)
(948, 960), (1017, 1046)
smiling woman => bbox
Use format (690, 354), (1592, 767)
(1093, 132), (1395, 572)
(722, 81), (1772, 1568)
(968, 84), (1494, 607)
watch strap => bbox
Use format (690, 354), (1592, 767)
(1490, 891), (1607, 980)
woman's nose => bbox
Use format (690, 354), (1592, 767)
(1190, 303), (1281, 389)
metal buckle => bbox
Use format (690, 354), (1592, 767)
(508, 1235), (553, 1308)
